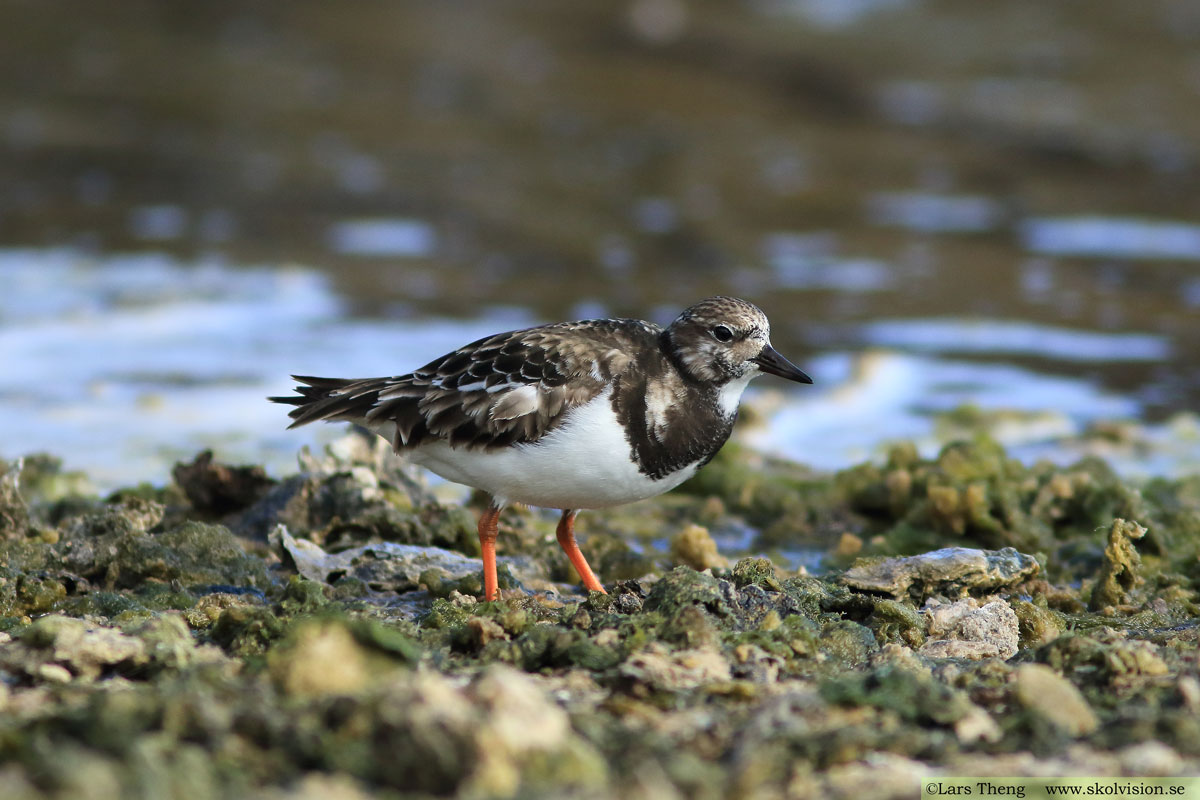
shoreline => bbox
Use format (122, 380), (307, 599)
(1, 434), (1198, 798)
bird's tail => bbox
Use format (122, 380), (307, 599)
(268, 375), (392, 429)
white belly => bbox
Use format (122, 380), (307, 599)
(399, 390), (699, 509)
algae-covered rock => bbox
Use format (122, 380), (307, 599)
(273, 524), (545, 593)
(3, 615), (145, 681)
(172, 450), (276, 517)
(1010, 598), (1065, 648)
(842, 546), (1039, 599)
(268, 618), (412, 696)
(108, 520), (270, 590)
(365, 666), (607, 796)
(819, 664), (977, 727)
(209, 605), (286, 656)
(1013, 663), (1098, 736)
(0, 459), (30, 540)
(619, 643), (732, 692)
(229, 461), (472, 551)
(643, 566), (732, 620)
(50, 499), (267, 594)
(669, 523), (729, 571)
(730, 557), (784, 592)
(0, 613), (223, 682)
(132, 612), (226, 672)
(3, 440), (1200, 796)
(1089, 518), (1147, 611)
(919, 598), (1019, 660)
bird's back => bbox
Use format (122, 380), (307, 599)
(270, 317), (665, 453)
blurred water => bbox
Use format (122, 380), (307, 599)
(1, 3), (1198, 488)
(1, 249), (1189, 491)
(0, 250), (534, 488)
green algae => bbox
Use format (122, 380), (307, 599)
(1089, 518), (1147, 611)
(0, 442), (1198, 799)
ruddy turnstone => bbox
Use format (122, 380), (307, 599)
(270, 296), (812, 600)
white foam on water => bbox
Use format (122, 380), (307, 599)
(743, 350), (1144, 472)
(858, 317), (1170, 362)
(866, 192), (1003, 233)
(1020, 216), (1200, 260)
(762, 232), (894, 291)
(326, 218), (438, 257)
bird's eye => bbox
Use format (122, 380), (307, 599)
(711, 325), (734, 343)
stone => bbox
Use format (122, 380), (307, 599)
(4, 615), (145, 681)
(273, 524), (545, 591)
(172, 450), (276, 517)
(843, 547), (1039, 599)
(619, 644), (732, 691)
(919, 598), (1020, 660)
(1013, 664), (1098, 736)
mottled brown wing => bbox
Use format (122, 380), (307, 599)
(272, 318), (660, 451)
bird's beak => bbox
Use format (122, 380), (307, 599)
(753, 345), (813, 384)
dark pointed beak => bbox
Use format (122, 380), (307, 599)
(753, 345), (813, 384)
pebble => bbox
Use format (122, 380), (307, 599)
(1014, 664), (1098, 736)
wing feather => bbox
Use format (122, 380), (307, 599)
(270, 317), (662, 451)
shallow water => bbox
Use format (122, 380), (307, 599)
(1, 2), (1199, 487)
(3, 251), (1193, 491)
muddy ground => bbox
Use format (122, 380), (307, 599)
(1, 431), (1198, 799)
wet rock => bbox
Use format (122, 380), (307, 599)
(842, 546), (1039, 599)
(1089, 518), (1147, 611)
(919, 598), (1019, 660)
(1013, 663), (1098, 736)
(273, 524), (545, 593)
(172, 450), (276, 517)
(669, 523), (729, 571)
(6, 437), (1200, 794)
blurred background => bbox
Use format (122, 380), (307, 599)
(2, 0), (1199, 489)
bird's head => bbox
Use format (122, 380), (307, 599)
(665, 296), (812, 386)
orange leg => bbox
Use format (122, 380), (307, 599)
(556, 510), (607, 594)
(477, 505), (501, 601)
